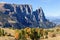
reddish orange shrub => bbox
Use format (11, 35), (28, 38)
(14, 31), (19, 40)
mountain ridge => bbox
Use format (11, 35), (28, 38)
(0, 3), (56, 29)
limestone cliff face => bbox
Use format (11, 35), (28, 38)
(0, 3), (55, 29)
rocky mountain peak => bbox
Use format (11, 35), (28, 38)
(0, 3), (56, 29)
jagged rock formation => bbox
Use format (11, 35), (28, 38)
(0, 3), (56, 29)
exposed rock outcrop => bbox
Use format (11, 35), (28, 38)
(0, 3), (56, 29)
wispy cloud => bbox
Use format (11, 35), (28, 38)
(40, 0), (52, 2)
(0, 1), (7, 3)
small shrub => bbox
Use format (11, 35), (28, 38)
(5, 32), (7, 36)
(7, 33), (11, 36)
(56, 28), (60, 32)
(0, 28), (1, 36)
(52, 33), (56, 37)
(1, 29), (5, 36)
(47, 30), (54, 32)
(45, 30), (48, 35)
(14, 30), (20, 40)
(45, 35), (48, 39)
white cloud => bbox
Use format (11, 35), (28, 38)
(40, 0), (52, 2)
(0, 1), (7, 3)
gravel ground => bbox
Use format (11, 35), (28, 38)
(41, 36), (60, 40)
(0, 36), (15, 40)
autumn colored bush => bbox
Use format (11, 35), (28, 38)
(14, 27), (50, 40)
(14, 30), (20, 40)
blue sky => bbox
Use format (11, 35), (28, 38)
(0, 0), (60, 18)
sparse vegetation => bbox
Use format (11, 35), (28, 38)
(0, 28), (5, 36)
(0, 26), (60, 40)
(14, 28), (49, 40)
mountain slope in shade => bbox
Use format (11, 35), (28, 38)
(0, 3), (56, 29)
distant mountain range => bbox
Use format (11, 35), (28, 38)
(0, 3), (56, 29)
(46, 17), (60, 25)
